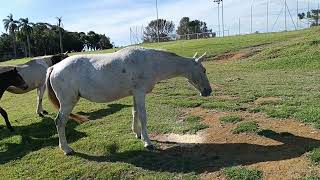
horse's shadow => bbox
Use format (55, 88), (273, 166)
(0, 117), (86, 164)
(76, 130), (320, 174)
(78, 104), (132, 120)
(0, 103), (132, 164)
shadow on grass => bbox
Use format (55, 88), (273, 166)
(76, 130), (320, 174)
(78, 104), (132, 120)
(0, 117), (86, 164)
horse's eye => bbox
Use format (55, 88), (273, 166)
(203, 69), (206, 73)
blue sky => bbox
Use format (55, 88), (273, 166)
(0, 0), (318, 46)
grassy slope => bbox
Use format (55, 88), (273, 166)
(0, 28), (319, 179)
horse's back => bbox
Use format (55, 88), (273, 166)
(50, 48), (156, 103)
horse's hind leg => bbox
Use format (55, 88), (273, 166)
(0, 107), (14, 132)
(132, 96), (141, 139)
(55, 103), (77, 155)
(37, 84), (47, 117)
(55, 92), (79, 155)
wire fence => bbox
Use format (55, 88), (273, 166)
(130, 0), (320, 45)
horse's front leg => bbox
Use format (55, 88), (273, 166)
(133, 92), (154, 150)
(0, 107), (14, 132)
(132, 96), (141, 139)
(37, 84), (48, 117)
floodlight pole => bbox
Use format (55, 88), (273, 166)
(221, 0), (225, 37)
(213, 0), (222, 37)
(267, 1), (269, 33)
(296, 0), (299, 29)
(285, 0), (287, 31)
(156, 0), (160, 43)
(251, 5), (253, 33)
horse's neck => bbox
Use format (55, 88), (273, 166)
(0, 75), (11, 98)
(154, 57), (192, 82)
(43, 58), (52, 66)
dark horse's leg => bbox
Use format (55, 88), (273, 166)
(0, 107), (14, 132)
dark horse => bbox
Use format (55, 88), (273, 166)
(0, 67), (28, 131)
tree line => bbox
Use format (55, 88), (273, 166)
(144, 17), (213, 43)
(1, 14), (113, 61)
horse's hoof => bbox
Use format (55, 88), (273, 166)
(135, 134), (141, 139)
(145, 145), (156, 151)
(42, 110), (49, 115)
(64, 150), (75, 156)
(38, 113), (45, 118)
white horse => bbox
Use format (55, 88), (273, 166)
(2, 53), (68, 117)
(46, 47), (212, 155)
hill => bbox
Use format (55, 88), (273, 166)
(0, 27), (320, 179)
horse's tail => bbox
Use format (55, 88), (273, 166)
(46, 67), (89, 124)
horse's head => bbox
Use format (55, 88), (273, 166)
(9, 67), (28, 90)
(51, 52), (69, 65)
(187, 52), (212, 97)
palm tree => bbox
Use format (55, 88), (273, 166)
(56, 17), (63, 53)
(3, 14), (19, 58)
(18, 18), (33, 57)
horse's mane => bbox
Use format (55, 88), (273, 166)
(0, 66), (15, 74)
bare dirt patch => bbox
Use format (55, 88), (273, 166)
(213, 46), (263, 63)
(152, 108), (320, 180)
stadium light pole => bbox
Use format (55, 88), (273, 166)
(156, 0), (160, 43)
(221, 0), (224, 37)
(213, 0), (222, 37)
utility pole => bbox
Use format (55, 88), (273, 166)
(156, 0), (160, 43)
(221, 0), (225, 37)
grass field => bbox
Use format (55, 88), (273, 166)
(1, 27), (320, 179)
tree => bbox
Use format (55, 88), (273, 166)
(298, 9), (320, 27)
(87, 31), (101, 50)
(177, 17), (190, 35)
(18, 18), (33, 57)
(3, 14), (19, 58)
(177, 17), (212, 36)
(56, 17), (64, 53)
(98, 34), (113, 50)
(0, 17), (113, 60)
(144, 19), (175, 42)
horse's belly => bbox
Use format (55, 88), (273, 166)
(79, 86), (132, 103)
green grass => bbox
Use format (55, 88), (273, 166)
(220, 115), (243, 124)
(182, 115), (209, 134)
(295, 176), (320, 180)
(1, 27), (320, 178)
(309, 148), (320, 164)
(223, 167), (262, 180)
(233, 121), (259, 134)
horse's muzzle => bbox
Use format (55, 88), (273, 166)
(20, 84), (28, 90)
(201, 88), (212, 97)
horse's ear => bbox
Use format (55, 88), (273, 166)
(63, 51), (69, 56)
(13, 67), (18, 73)
(195, 52), (207, 63)
(193, 52), (198, 59)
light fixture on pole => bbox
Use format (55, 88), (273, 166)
(213, 0), (222, 37)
